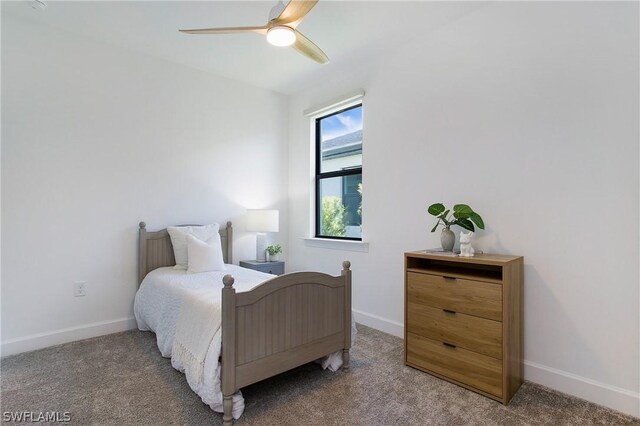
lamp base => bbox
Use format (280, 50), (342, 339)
(256, 233), (267, 262)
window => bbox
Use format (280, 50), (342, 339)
(315, 104), (362, 240)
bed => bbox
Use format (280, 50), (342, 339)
(135, 221), (352, 425)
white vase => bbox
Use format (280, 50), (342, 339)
(440, 228), (455, 251)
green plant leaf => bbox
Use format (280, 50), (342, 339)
(453, 204), (473, 215)
(457, 218), (475, 232)
(452, 204), (473, 220)
(470, 212), (485, 229)
(428, 203), (445, 216)
(430, 221), (439, 232)
(266, 244), (282, 255)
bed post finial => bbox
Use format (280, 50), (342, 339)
(227, 221), (232, 228)
(223, 274), (235, 288)
(342, 260), (351, 270)
(139, 221), (146, 229)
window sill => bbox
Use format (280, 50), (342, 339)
(303, 238), (369, 253)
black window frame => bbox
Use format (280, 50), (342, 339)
(314, 104), (362, 241)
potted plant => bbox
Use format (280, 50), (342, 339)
(266, 244), (282, 262)
(428, 203), (485, 251)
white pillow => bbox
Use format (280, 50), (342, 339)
(186, 234), (226, 274)
(167, 224), (219, 269)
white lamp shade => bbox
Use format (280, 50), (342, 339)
(246, 209), (279, 233)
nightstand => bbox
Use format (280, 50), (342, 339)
(239, 260), (285, 276)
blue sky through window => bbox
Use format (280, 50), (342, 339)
(320, 106), (362, 141)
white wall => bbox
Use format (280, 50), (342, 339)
(287, 2), (639, 416)
(1, 16), (289, 354)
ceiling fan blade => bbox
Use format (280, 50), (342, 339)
(292, 30), (329, 64)
(179, 26), (267, 35)
(273, 0), (318, 28)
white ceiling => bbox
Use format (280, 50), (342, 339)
(2, 1), (485, 95)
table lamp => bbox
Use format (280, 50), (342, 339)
(246, 209), (279, 262)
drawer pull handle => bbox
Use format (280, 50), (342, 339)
(442, 342), (457, 349)
(443, 276), (457, 281)
(442, 309), (456, 315)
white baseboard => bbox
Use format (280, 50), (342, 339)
(353, 309), (639, 418)
(1, 317), (138, 357)
(353, 308), (404, 338)
(524, 360), (639, 418)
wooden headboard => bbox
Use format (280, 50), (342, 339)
(138, 221), (233, 284)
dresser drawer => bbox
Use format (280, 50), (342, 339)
(407, 302), (503, 359)
(407, 272), (502, 321)
(407, 332), (503, 398)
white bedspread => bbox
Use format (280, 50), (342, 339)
(172, 288), (221, 385)
(133, 265), (352, 420)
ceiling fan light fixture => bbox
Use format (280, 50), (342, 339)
(266, 26), (296, 47)
(180, 0), (328, 64)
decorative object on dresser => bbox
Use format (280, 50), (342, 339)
(265, 244), (282, 261)
(427, 203), (485, 251)
(404, 250), (523, 404)
(459, 231), (475, 257)
(239, 260), (285, 276)
(246, 209), (279, 262)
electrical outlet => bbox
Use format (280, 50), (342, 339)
(74, 281), (86, 297)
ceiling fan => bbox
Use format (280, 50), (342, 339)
(179, 0), (329, 64)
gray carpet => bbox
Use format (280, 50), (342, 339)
(1, 325), (638, 425)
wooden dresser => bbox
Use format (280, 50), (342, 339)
(404, 251), (523, 404)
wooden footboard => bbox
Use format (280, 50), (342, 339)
(221, 261), (352, 425)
